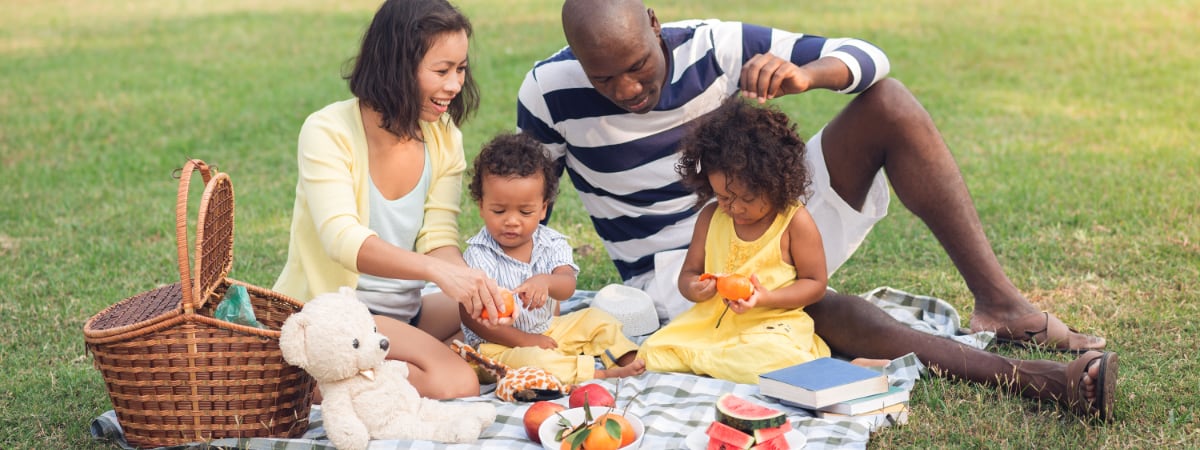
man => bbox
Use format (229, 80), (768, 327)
(517, 0), (1116, 419)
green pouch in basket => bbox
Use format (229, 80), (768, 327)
(214, 285), (266, 329)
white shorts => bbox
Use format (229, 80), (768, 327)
(628, 128), (891, 322)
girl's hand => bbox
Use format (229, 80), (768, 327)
(692, 273), (720, 301)
(729, 274), (765, 314)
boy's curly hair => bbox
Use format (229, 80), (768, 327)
(675, 98), (810, 212)
(469, 132), (559, 203)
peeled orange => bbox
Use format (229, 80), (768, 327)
(700, 273), (755, 301)
(481, 289), (516, 319)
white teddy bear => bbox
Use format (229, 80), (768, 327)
(280, 287), (495, 450)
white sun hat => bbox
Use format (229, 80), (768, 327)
(591, 284), (661, 338)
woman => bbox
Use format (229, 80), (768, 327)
(275, 0), (503, 399)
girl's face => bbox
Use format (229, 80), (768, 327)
(708, 171), (774, 227)
(417, 30), (469, 123)
(479, 173), (549, 255)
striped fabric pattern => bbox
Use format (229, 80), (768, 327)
(517, 19), (889, 281)
(459, 225), (579, 348)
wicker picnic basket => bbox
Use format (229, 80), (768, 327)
(83, 159), (314, 447)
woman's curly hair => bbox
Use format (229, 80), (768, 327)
(676, 98), (811, 212)
(469, 132), (559, 203)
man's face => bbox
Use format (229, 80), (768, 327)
(571, 9), (668, 114)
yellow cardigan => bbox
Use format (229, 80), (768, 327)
(273, 98), (466, 302)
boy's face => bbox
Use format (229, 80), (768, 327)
(708, 171), (774, 227)
(479, 173), (549, 254)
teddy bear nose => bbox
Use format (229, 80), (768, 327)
(380, 338), (389, 352)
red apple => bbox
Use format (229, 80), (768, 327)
(522, 400), (565, 443)
(568, 383), (616, 409)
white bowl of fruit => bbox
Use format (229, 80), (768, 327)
(538, 406), (644, 450)
(525, 382), (644, 450)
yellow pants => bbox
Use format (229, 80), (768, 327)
(479, 308), (639, 385)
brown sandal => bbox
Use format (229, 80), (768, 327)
(983, 311), (1106, 353)
(1064, 350), (1118, 421)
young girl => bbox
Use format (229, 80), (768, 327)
(638, 98), (832, 384)
(459, 132), (645, 384)
(273, 0), (503, 399)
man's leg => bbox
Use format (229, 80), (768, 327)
(809, 291), (1114, 419)
(816, 78), (1103, 350)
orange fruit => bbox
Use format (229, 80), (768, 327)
(481, 289), (516, 319)
(596, 414), (636, 447)
(701, 273), (755, 301)
(581, 419), (622, 450)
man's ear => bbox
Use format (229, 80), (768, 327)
(648, 8), (661, 37)
(279, 312), (310, 368)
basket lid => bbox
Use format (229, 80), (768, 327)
(175, 160), (235, 312)
(191, 171), (234, 310)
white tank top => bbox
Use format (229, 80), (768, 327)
(356, 147), (431, 319)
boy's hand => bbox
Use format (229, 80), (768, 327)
(514, 278), (552, 310)
(525, 334), (558, 350)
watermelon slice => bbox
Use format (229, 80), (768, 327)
(752, 419), (791, 444)
(706, 420), (755, 449)
(750, 432), (790, 450)
(715, 394), (787, 433)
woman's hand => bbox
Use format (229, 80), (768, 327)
(431, 258), (504, 325)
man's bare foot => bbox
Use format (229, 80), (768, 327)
(596, 359), (646, 379)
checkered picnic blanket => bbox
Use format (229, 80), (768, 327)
(90, 287), (993, 450)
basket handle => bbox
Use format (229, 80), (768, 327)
(174, 159), (213, 314)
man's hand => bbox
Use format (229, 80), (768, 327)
(739, 53), (813, 102)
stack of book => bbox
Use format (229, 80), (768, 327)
(758, 357), (910, 429)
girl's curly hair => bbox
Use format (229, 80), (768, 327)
(469, 132), (559, 203)
(676, 98), (811, 212)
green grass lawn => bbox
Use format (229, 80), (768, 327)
(2, 0), (1197, 448)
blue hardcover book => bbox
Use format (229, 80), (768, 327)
(758, 357), (889, 409)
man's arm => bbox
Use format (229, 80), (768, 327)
(719, 22), (890, 100)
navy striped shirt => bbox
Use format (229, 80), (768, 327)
(517, 19), (889, 281)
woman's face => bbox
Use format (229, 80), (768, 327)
(416, 30), (469, 122)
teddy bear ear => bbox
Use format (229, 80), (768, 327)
(279, 312), (310, 368)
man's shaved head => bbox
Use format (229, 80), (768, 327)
(562, 0), (649, 49)
(560, 0), (668, 114)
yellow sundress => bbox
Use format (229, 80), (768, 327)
(640, 204), (830, 384)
